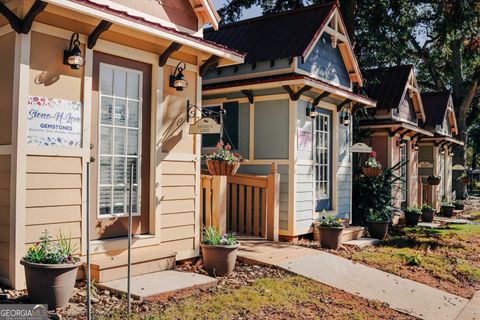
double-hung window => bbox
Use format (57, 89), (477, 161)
(315, 113), (330, 203)
(400, 144), (407, 206)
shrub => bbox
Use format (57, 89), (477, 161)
(23, 230), (78, 264)
(319, 214), (345, 228)
(202, 226), (238, 246)
(405, 206), (422, 215)
(421, 203), (434, 211)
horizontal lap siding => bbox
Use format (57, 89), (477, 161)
(160, 160), (196, 254)
(0, 155), (10, 279)
(337, 114), (351, 219)
(25, 156), (82, 247)
(237, 165), (289, 231)
(296, 164), (314, 226)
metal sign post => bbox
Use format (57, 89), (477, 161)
(127, 164), (134, 315)
(86, 162), (92, 320)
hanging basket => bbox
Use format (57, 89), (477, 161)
(427, 176), (441, 185)
(206, 160), (240, 176)
(362, 166), (382, 177)
(460, 177), (471, 185)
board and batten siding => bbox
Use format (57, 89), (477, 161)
(25, 156), (82, 249)
(237, 165), (289, 231)
(0, 156), (11, 279)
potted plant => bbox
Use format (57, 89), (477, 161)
(366, 208), (390, 240)
(317, 213), (345, 250)
(420, 203), (436, 222)
(404, 206), (422, 226)
(427, 175), (441, 185)
(362, 151), (382, 177)
(204, 141), (243, 176)
(20, 231), (82, 309)
(200, 226), (239, 277)
(458, 173), (471, 185)
(440, 201), (455, 217)
(453, 199), (465, 210)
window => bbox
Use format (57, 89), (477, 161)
(98, 64), (141, 217)
(202, 102), (239, 148)
(439, 153), (445, 200)
(315, 114), (330, 200)
(400, 144), (407, 205)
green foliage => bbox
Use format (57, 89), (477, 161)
(421, 203), (434, 212)
(352, 161), (407, 226)
(366, 208), (389, 222)
(441, 200), (454, 207)
(23, 230), (78, 264)
(203, 140), (243, 164)
(404, 206), (421, 215)
(396, 252), (423, 266)
(202, 226), (238, 246)
(319, 212), (345, 228)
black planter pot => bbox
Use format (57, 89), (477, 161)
(404, 211), (421, 226)
(441, 205), (455, 217)
(421, 209), (435, 223)
(367, 221), (389, 240)
(454, 204), (465, 211)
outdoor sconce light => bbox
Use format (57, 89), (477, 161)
(440, 149), (445, 155)
(170, 62), (188, 91)
(341, 112), (350, 126)
(63, 33), (84, 70)
(413, 143), (419, 151)
(397, 139), (406, 148)
(306, 104), (318, 119)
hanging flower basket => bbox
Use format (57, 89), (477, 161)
(459, 177), (471, 185)
(362, 166), (382, 177)
(427, 176), (441, 185)
(206, 160), (240, 176)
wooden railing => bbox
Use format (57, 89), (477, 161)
(200, 163), (280, 241)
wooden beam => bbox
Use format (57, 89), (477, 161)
(21, 0), (47, 34)
(282, 85), (312, 101)
(159, 42), (182, 67)
(87, 20), (112, 49)
(0, 2), (22, 33)
(313, 92), (330, 106)
(388, 127), (403, 137)
(241, 90), (254, 104)
(336, 99), (351, 112)
(200, 55), (220, 76)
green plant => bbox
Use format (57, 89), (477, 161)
(364, 151), (382, 168)
(404, 206), (421, 215)
(397, 252), (422, 266)
(23, 230), (78, 264)
(453, 199), (464, 206)
(457, 173), (469, 180)
(203, 140), (243, 164)
(421, 203), (434, 211)
(366, 208), (390, 222)
(202, 226), (238, 246)
(441, 201), (454, 207)
(319, 212), (345, 228)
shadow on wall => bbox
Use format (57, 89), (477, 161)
(34, 71), (60, 86)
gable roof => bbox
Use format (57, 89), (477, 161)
(363, 65), (413, 110)
(421, 92), (451, 126)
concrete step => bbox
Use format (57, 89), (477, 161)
(343, 237), (380, 248)
(88, 245), (176, 283)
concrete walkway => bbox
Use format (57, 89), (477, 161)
(456, 291), (480, 320)
(238, 241), (468, 320)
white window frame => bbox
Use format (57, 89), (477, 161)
(400, 144), (407, 203)
(314, 113), (330, 200)
(97, 63), (143, 219)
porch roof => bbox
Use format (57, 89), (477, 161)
(421, 135), (464, 146)
(202, 73), (376, 107)
(359, 119), (434, 137)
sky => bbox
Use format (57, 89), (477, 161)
(212, 0), (263, 20)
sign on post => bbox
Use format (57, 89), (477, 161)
(189, 118), (221, 134)
(350, 142), (372, 153)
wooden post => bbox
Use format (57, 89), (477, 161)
(266, 163), (280, 241)
(211, 175), (227, 234)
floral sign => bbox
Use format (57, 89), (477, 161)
(27, 96), (82, 147)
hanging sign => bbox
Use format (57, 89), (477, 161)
(189, 117), (221, 134)
(418, 161), (434, 168)
(452, 164), (466, 171)
(350, 142), (372, 153)
(297, 128), (312, 151)
(26, 96), (82, 147)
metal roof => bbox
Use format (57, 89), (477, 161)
(363, 65), (413, 110)
(204, 2), (337, 63)
(421, 92), (451, 127)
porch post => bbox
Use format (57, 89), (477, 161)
(266, 162), (280, 241)
(211, 175), (227, 234)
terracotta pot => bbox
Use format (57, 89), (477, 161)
(367, 221), (389, 240)
(206, 160), (240, 176)
(441, 205), (455, 217)
(201, 243), (239, 277)
(460, 177), (471, 185)
(21, 259), (82, 309)
(362, 166), (382, 177)
(318, 226), (344, 250)
(427, 176), (441, 185)
(421, 209), (436, 223)
(404, 211), (422, 226)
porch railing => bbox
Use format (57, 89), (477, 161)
(200, 163), (280, 241)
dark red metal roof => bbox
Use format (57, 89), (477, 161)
(70, 0), (245, 58)
(204, 2), (337, 63)
(363, 65), (413, 110)
(421, 92), (451, 127)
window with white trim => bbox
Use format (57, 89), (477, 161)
(98, 64), (142, 217)
(315, 114), (330, 200)
(400, 145), (407, 204)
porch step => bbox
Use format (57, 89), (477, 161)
(340, 226), (365, 243)
(343, 237), (380, 248)
(88, 245), (176, 283)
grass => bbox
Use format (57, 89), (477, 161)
(348, 224), (480, 298)
(98, 276), (412, 320)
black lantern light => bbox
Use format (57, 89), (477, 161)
(63, 33), (84, 70)
(306, 104), (318, 119)
(414, 143), (419, 151)
(341, 112), (350, 126)
(170, 62), (188, 91)
(398, 139), (406, 148)
(440, 149), (445, 155)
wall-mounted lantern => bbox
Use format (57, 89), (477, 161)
(169, 62), (188, 91)
(397, 139), (406, 148)
(341, 112), (350, 126)
(63, 33), (84, 70)
(440, 149), (445, 155)
(413, 142), (419, 151)
(306, 104), (318, 119)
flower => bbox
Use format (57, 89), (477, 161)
(370, 151), (377, 158)
(204, 140), (243, 164)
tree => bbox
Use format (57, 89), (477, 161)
(467, 122), (480, 169)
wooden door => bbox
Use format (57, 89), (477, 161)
(90, 52), (151, 240)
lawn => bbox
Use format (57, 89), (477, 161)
(342, 224), (480, 298)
